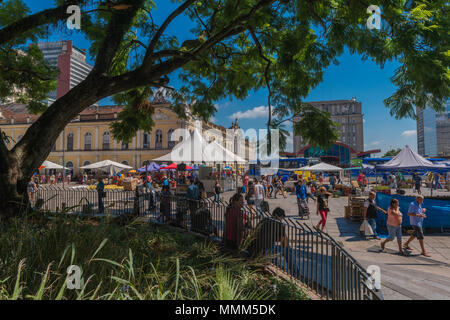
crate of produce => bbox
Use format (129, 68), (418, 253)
(123, 181), (137, 191)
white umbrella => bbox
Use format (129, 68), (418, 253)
(80, 160), (132, 175)
(41, 160), (70, 170)
(300, 162), (343, 172)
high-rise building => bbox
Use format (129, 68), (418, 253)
(293, 98), (364, 153)
(37, 41), (93, 101)
(417, 102), (450, 157)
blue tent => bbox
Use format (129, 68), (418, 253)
(138, 162), (160, 172)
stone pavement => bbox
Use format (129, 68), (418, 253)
(221, 190), (450, 300)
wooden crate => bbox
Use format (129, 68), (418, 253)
(350, 206), (364, 221)
(344, 206), (351, 219)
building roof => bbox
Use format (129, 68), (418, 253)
(296, 141), (358, 155)
(356, 149), (381, 157)
(306, 99), (359, 104)
(0, 103), (231, 137)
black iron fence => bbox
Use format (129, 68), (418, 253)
(33, 185), (381, 300)
(141, 192), (382, 300)
(34, 185), (139, 216)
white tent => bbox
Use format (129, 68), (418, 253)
(376, 145), (447, 170)
(41, 160), (70, 170)
(300, 162), (343, 172)
(154, 129), (247, 164)
(436, 160), (450, 167)
(203, 140), (247, 164)
(80, 160), (132, 175)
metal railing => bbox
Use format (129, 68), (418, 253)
(35, 185), (138, 216)
(32, 185), (381, 300)
(140, 192), (382, 300)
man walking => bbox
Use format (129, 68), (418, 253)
(403, 195), (430, 257)
(363, 191), (387, 240)
(295, 180), (308, 217)
(329, 173), (336, 190)
(413, 172), (422, 195)
(186, 177), (200, 216)
(434, 173), (443, 190)
(254, 178), (265, 211)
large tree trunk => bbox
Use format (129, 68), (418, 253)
(0, 152), (31, 219)
(0, 70), (163, 219)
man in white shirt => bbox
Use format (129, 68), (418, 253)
(254, 178), (265, 211)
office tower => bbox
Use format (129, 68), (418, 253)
(417, 101), (450, 157)
(37, 40), (93, 100)
(293, 98), (364, 153)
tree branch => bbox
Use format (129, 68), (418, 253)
(92, 0), (146, 74)
(0, 0), (89, 45)
(144, 0), (197, 62)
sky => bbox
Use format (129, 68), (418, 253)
(22, 0), (419, 156)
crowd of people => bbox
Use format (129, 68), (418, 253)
(380, 170), (450, 192)
(363, 192), (432, 257)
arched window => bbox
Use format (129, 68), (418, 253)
(102, 132), (110, 150)
(167, 129), (175, 148)
(82, 161), (91, 173)
(65, 161), (74, 175)
(67, 133), (74, 151)
(143, 132), (150, 149)
(155, 130), (163, 149)
(122, 142), (129, 150)
(84, 132), (92, 150)
(121, 160), (129, 166)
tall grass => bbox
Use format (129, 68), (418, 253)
(0, 214), (308, 300)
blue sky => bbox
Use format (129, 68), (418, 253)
(23, 0), (419, 155)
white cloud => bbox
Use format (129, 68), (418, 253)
(368, 140), (384, 146)
(229, 105), (269, 120)
(401, 130), (417, 138)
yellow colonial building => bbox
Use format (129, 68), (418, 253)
(0, 97), (253, 175)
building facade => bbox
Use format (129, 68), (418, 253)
(417, 102), (450, 157)
(37, 40), (93, 101)
(0, 99), (252, 175)
(293, 98), (364, 154)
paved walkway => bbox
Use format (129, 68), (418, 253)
(221, 190), (450, 300)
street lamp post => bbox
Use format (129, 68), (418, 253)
(62, 128), (65, 187)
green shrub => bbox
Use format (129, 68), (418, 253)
(0, 215), (309, 300)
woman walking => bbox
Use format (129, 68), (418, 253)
(27, 177), (38, 204)
(246, 181), (256, 213)
(214, 180), (221, 204)
(380, 198), (404, 255)
(316, 187), (332, 231)
(223, 193), (246, 250)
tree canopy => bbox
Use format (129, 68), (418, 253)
(0, 0), (448, 191)
(383, 147), (402, 157)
